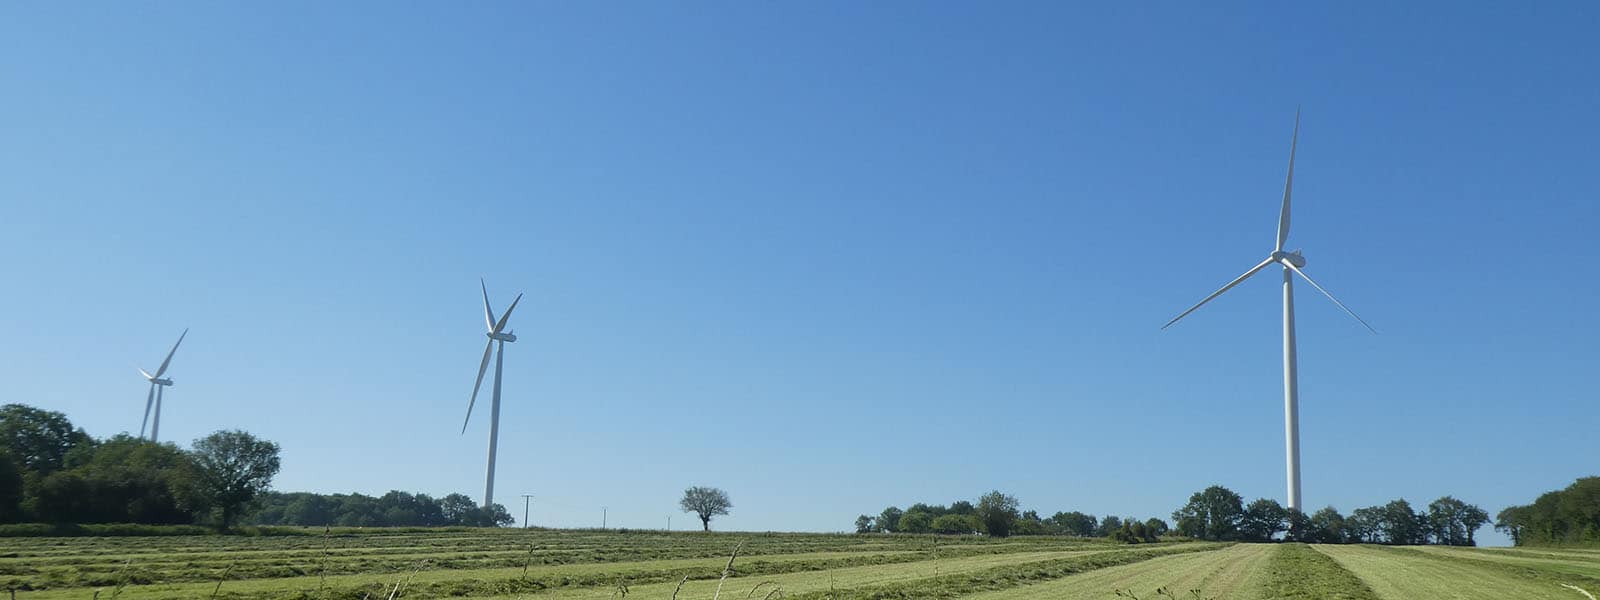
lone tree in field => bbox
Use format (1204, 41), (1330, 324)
(679, 486), (732, 531)
(188, 430), (281, 530)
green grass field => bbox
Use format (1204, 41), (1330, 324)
(4, 530), (1599, 599)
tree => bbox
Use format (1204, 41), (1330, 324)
(1426, 496), (1489, 546)
(976, 490), (1020, 537)
(1376, 499), (1426, 545)
(1011, 510), (1047, 536)
(1144, 518), (1170, 538)
(1308, 507), (1346, 544)
(679, 486), (732, 531)
(1172, 485), (1244, 541)
(854, 515), (876, 533)
(187, 430), (282, 530)
(1495, 505), (1531, 546)
(931, 514), (977, 534)
(1346, 506), (1382, 543)
(1284, 509), (1311, 542)
(948, 500), (976, 515)
(0, 404), (93, 475)
(1098, 515), (1124, 537)
(440, 493), (478, 525)
(1239, 498), (1288, 542)
(0, 449), (23, 522)
(898, 510), (933, 533)
(877, 506), (904, 533)
(1050, 511), (1098, 537)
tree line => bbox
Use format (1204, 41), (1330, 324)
(1494, 476), (1600, 546)
(248, 490), (513, 527)
(0, 403), (510, 530)
(855, 490), (1169, 540)
(1172, 485), (1489, 545)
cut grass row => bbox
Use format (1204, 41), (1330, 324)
(1316, 545), (1588, 600)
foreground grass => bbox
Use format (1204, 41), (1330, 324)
(1316, 544), (1580, 600)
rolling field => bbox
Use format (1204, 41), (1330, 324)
(3, 530), (1600, 599)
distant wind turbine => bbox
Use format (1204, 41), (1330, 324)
(1161, 110), (1375, 513)
(138, 329), (188, 443)
(462, 279), (523, 509)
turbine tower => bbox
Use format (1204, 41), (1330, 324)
(1161, 110), (1375, 512)
(462, 279), (523, 509)
(138, 329), (188, 443)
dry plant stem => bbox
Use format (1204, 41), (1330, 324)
(710, 542), (745, 600)
(745, 581), (778, 599)
(670, 575), (690, 600)
(1565, 584), (1599, 600)
(210, 562), (236, 599)
(108, 558), (134, 599)
(761, 589), (784, 600)
(318, 525), (332, 596)
(392, 561), (428, 599)
(522, 542), (536, 578)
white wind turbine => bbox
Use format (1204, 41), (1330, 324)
(1161, 110), (1375, 513)
(138, 329), (188, 443)
(462, 279), (523, 509)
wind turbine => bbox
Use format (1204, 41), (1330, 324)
(138, 329), (188, 443)
(462, 279), (523, 509)
(1161, 110), (1375, 513)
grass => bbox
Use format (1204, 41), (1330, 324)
(1253, 543), (1378, 600)
(10, 528), (1600, 600)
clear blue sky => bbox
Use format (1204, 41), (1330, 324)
(3, 3), (1596, 544)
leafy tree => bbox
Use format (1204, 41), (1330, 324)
(948, 500), (975, 515)
(1171, 485), (1244, 541)
(931, 513), (974, 534)
(1239, 498), (1288, 542)
(679, 486), (732, 531)
(467, 502), (515, 527)
(1376, 499), (1426, 545)
(1495, 505), (1531, 545)
(1144, 517), (1169, 537)
(976, 490), (1020, 538)
(907, 503), (945, 517)
(0, 404), (92, 475)
(898, 510), (933, 533)
(1050, 511), (1098, 537)
(877, 506), (903, 533)
(187, 430), (282, 530)
(440, 493), (478, 525)
(1284, 508), (1311, 542)
(1308, 506), (1346, 544)
(0, 449), (22, 522)
(1346, 506), (1382, 543)
(1426, 496), (1488, 546)
(1098, 515), (1123, 537)
(854, 515), (875, 533)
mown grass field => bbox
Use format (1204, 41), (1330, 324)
(4, 529), (1599, 599)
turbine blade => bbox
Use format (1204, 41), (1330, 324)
(154, 328), (188, 378)
(1282, 260), (1377, 334)
(138, 367), (154, 381)
(481, 278), (497, 333)
(1275, 107), (1300, 252)
(1161, 257), (1276, 330)
(140, 383), (155, 438)
(462, 339), (494, 434)
(492, 293), (523, 334)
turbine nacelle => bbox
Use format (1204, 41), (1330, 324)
(1270, 250), (1306, 268)
(148, 377), (174, 386)
(489, 331), (517, 343)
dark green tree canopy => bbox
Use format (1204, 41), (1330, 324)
(0, 404), (93, 475)
(189, 430), (282, 529)
(975, 490), (1020, 538)
(1172, 485), (1244, 541)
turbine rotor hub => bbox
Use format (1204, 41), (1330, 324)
(1270, 250), (1306, 268)
(489, 331), (517, 342)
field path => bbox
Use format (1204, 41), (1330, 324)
(957, 543), (1267, 599)
(1317, 545), (1581, 600)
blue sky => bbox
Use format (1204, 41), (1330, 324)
(2, 3), (1597, 544)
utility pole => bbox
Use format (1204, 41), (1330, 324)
(521, 494), (534, 529)
(667, 516), (671, 531)
(601, 506), (608, 529)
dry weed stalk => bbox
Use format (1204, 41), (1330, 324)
(209, 562), (236, 599)
(1564, 584), (1599, 600)
(710, 542), (745, 600)
(744, 581), (778, 599)
(670, 575), (690, 600)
